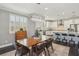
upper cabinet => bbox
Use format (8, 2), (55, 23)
(45, 21), (57, 30)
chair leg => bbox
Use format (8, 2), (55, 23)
(15, 50), (17, 56)
(29, 49), (33, 56)
(15, 49), (22, 56)
(51, 45), (54, 53)
(46, 48), (50, 56)
(44, 48), (47, 56)
(28, 51), (30, 56)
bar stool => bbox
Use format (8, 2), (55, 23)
(62, 33), (67, 45)
(78, 41), (79, 48)
(55, 33), (61, 43)
(75, 35), (79, 55)
(69, 34), (75, 47)
(77, 41), (79, 55)
(77, 36), (79, 48)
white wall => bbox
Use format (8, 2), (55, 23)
(0, 10), (15, 46)
(0, 9), (35, 47)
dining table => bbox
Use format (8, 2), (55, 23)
(16, 37), (41, 55)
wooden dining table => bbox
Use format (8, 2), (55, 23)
(16, 37), (41, 55)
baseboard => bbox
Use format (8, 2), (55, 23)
(0, 43), (13, 48)
(0, 43), (15, 54)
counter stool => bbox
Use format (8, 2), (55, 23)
(78, 41), (79, 48)
(77, 41), (79, 55)
(62, 33), (67, 45)
(55, 33), (61, 43)
(69, 34), (75, 47)
(77, 36), (79, 48)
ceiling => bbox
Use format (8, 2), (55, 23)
(0, 3), (79, 20)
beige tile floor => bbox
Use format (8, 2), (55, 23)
(0, 43), (70, 56)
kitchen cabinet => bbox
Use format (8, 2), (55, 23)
(64, 20), (73, 30)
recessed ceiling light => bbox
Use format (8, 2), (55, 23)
(45, 8), (48, 10)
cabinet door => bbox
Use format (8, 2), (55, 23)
(46, 21), (57, 29)
(74, 19), (79, 24)
(77, 25), (79, 32)
(64, 20), (72, 30)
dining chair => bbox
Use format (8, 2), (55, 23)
(32, 42), (46, 56)
(47, 38), (54, 52)
(15, 30), (29, 56)
(15, 41), (23, 56)
(15, 41), (30, 56)
(44, 38), (54, 56)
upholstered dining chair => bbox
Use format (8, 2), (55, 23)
(41, 38), (54, 56)
(15, 41), (30, 56)
(15, 29), (29, 56)
(32, 42), (46, 56)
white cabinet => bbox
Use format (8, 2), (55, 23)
(35, 22), (44, 30)
(64, 20), (73, 30)
(46, 21), (57, 30)
(74, 19), (79, 24)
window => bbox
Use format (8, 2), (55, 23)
(9, 14), (28, 33)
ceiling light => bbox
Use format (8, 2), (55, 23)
(45, 8), (48, 10)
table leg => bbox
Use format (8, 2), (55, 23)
(29, 47), (33, 56)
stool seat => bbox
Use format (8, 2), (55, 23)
(69, 39), (75, 47)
